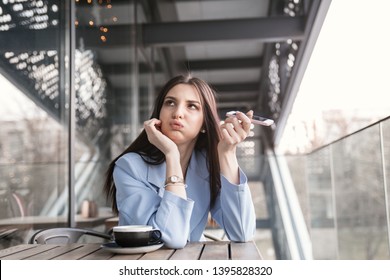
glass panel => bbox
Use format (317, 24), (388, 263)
(285, 154), (309, 226)
(306, 147), (337, 259)
(137, 0), (154, 124)
(138, 48), (153, 124)
(0, 0), (68, 248)
(332, 124), (388, 259)
(74, 0), (135, 219)
(382, 118), (390, 252)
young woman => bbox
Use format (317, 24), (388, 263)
(103, 74), (256, 248)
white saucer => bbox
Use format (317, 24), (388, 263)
(101, 242), (164, 254)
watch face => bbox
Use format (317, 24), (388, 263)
(165, 175), (183, 185)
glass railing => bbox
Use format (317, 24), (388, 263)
(263, 151), (312, 260)
(284, 116), (390, 259)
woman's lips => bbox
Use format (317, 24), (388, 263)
(169, 120), (184, 130)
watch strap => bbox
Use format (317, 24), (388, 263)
(165, 175), (184, 185)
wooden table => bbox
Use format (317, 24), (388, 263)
(0, 241), (262, 260)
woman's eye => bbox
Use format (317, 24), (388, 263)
(165, 100), (175, 106)
(189, 104), (198, 110)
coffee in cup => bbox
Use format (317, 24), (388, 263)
(113, 225), (162, 247)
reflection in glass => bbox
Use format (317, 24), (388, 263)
(0, 0), (68, 249)
(380, 119), (390, 256)
(306, 147), (337, 259)
(290, 119), (390, 259)
(332, 125), (388, 259)
(74, 0), (136, 212)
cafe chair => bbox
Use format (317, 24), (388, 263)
(29, 227), (113, 244)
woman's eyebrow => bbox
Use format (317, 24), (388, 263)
(165, 96), (201, 104)
(187, 100), (201, 104)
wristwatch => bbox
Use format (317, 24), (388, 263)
(165, 175), (184, 185)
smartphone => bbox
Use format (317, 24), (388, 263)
(226, 111), (274, 126)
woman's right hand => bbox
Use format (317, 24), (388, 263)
(144, 118), (179, 156)
(145, 119), (185, 199)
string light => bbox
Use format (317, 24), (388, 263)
(73, 0), (114, 42)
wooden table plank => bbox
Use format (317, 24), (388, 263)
(0, 244), (38, 258)
(139, 247), (174, 260)
(170, 242), (204, 260)
(51, 244), (102, 260)
(23, 244), (84, 260)
(80, 247), (115, 260)
(230, 241), (263, 260)
(77, 244), (142, 260)
(1, 244), (61, 260)
(200, 241), (229, 260)
(109, 252), (144, 260)
(0, 241), (261, 260)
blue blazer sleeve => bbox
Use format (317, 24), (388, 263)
(210, 168), (256, 242)
(113, 154), (194, 249)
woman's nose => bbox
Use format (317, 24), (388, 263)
(172, 105), (184, 119)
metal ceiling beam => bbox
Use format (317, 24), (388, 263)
(211, 82), (259, 92)
(0, 15), (304, 51)
(186, 57), (263, 71)
(142, 16), (305, 46)
(101, 62), (163, 75)
(100, 56), (261, 75)
(0, 26), (131, 52)
(0, 28), (59, 52)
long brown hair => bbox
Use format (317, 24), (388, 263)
(103, 74), (222, 214)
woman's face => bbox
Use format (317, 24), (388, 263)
(159, 84), (204, 147)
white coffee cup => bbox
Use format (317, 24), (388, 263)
(114, 225), (153, 231)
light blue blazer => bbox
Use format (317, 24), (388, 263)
(113, 149), (256, 249)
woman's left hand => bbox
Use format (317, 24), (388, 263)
(218, 110), (253, 153)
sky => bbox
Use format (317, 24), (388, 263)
(279, 0), (390, 152)
(294, 0), (390, 113)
